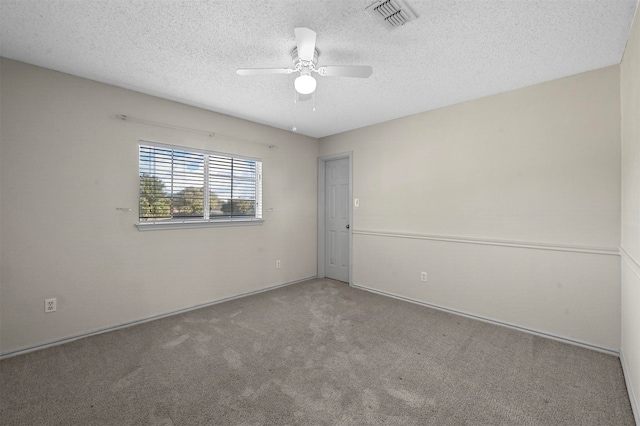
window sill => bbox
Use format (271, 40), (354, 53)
(136, 219), (264, 231)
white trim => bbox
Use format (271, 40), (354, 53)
(351, 283), (620, 356)
(136, 218), (264, 231)
(317, 152), (353, 285)
(317, 158), (326, 279)
(620, 350), (640, 425)
(0, 276), (316, 360)
(348, 154), (353, 285)
(353, 229), (620, 256)
(621, 246), (640, 278)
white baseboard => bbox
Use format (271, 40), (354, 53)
(621, 350), (640, 426)
(0, 276), (317, 360)
(351, 283), (619, 357)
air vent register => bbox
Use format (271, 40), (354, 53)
(366, 0), (417, 30)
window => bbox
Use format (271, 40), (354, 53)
(138, 142), (262, 230)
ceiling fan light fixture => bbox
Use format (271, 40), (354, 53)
(237, 27), (372, 99)
(294, 74), (316, 94)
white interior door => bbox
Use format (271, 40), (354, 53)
(325, 158), (350, 282)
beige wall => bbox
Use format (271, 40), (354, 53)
(0, 59), (319, 355)
(0, 43), (633, 409)
(320, 66), (622, 351)
(621, 4), (640, 421)
(0, 32), (635, 412)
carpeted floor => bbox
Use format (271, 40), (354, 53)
(0, 278), (635, 425)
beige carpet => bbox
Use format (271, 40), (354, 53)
(0, 278), (634, 425)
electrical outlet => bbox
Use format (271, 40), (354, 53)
(45, 298), (57, 313)
(420, 272), (427, 282)
(276, 260), (281, 269)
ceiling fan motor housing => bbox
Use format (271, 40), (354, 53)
(292, 47), (319, 72)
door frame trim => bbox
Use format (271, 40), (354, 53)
(318, 152), (353, 285)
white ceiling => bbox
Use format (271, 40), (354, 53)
(1, 0), (638, 138)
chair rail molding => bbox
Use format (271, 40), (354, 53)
(353, 229), (620, 256)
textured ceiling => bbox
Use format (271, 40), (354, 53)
(1, 0), (638, 138)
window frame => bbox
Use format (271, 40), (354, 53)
(137, 140), (263, 231)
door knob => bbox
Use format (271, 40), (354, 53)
(346, 225), (350, 229)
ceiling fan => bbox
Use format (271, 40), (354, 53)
(236, 27), (373, 97)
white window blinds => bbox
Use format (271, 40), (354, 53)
(139, 142), (262, 226)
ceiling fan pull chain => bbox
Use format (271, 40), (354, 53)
(292, 99), (298, 132)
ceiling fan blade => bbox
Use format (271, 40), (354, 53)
(295, 27), (317, 61)
(236, 68), (294, 76)
(317, 65), (373, 78)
